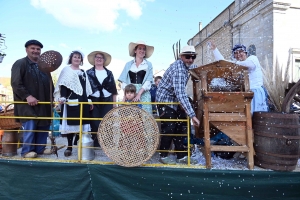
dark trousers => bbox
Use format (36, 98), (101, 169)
(158, 105), (187, 159)
(90, 96), (113, 147)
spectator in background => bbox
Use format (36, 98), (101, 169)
(149, 76), (162, 115)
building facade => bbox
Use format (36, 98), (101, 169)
(188, 0), (300, 83)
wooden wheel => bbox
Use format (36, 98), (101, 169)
(281, 80), (300, 114)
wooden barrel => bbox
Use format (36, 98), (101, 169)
(253, 112), (300, 171)
(1, 131), (18, 157)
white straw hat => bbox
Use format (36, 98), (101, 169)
(87, 51), (111, 67)
(179, 45), (197, 55)
(128, 41), (154, 59)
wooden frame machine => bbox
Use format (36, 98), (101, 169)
(190, 60), (254, 169)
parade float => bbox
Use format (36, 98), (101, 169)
(0, 42), (299, 199)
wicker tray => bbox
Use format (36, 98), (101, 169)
(0, 104), (22, 130)
(98, 106), (160, 167)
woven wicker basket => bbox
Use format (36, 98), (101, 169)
(0, 104), (22, 130)
(98, 106), (160, 167)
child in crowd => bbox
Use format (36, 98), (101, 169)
(124, 84), (142, 108)
(119, 84), (145, 152)
(149, 76), (162, 115)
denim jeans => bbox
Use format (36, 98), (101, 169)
(21, 120), (49, 156)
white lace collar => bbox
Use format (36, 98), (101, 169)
(53, 66), (93, 100)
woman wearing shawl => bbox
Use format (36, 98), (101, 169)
(86, 51), (118, 147)
(53, 50), (93, 157)
(118, 40), (154, 114)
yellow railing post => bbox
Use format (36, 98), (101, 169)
(78, 102), (83, 161)
(0, 100), (206, 168)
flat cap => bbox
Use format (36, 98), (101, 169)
(25, 40), (43, 48)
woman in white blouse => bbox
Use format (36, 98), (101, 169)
(209, 41), (269, 114)
(86, 51), (118, 147)
(118, 41), (154, 113)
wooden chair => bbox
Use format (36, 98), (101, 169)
(190, 60), (254, 169)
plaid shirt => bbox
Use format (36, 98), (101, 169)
(156, 59), (197, 118)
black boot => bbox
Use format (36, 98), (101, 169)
(64, 133), (74, 157)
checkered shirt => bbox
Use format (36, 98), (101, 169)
(155, 59), (197, 118)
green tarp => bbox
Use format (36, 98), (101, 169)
(0, 160), (299, 199)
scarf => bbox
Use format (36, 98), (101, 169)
(53, 66), (93, 101)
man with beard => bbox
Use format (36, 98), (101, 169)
(156, 45), (200, 165)
(11, 40), (53, 158)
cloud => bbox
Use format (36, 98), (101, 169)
(59, 43), (69, 48)
(30, 0), (150, 32)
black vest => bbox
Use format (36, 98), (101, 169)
(129, 70), (146, 84)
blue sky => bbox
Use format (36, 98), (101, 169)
(0, 0), (233, 78)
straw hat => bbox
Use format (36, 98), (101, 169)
(87, 51), (111, 67)
(179, 45), (197, 56)
(128, 41), (154, 58)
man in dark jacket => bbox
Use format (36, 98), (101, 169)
(11, 40), (52, 158)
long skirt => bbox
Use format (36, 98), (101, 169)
(90, 96), (114, 146)
(134, 84), (152, 114)
(251, 86), (269, 114)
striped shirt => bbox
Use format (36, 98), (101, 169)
(156, 59), (197, 118)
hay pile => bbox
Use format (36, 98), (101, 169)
(262, 55), (290, 112)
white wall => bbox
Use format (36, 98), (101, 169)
(273, 0), (300, 82)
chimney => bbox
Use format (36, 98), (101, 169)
(199, 22), (202, 31)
